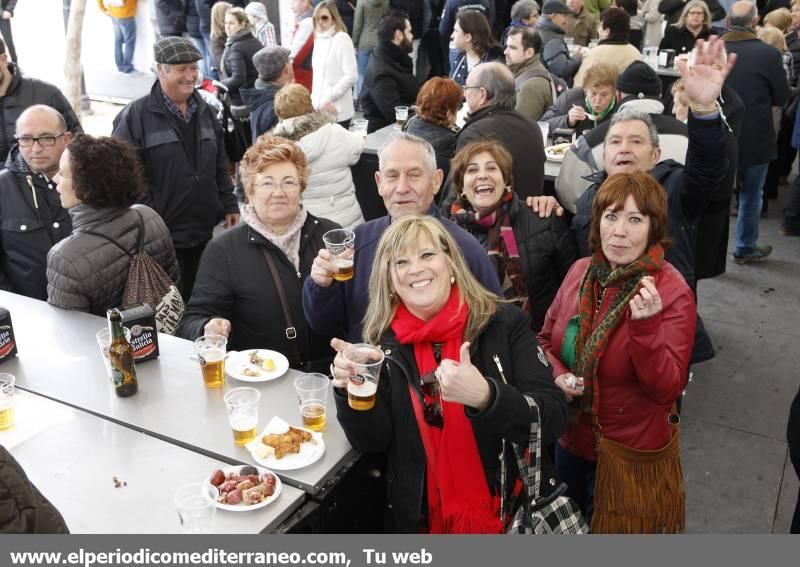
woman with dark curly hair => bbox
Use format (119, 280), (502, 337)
(403, 77), (462, 178)
(46, 134), (179, 316)
(449, 11), (504, 87)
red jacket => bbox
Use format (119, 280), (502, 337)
(537, 257), (696, 461)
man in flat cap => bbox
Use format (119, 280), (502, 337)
(239, 46), (294, 142)
(112, 36), (240, 301)
(536, 0), (583, 85)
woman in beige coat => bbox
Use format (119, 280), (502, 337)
(575, 7), (642, 86)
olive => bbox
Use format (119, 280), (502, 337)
(239, 465), (258, 476)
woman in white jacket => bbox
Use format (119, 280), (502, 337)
(271, 84), (366, 230)
(311, 1), (358, 128)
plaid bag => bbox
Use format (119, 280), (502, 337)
(500, 396), (590, 534)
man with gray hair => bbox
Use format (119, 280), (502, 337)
(303, 133), (501, 341)
(722, 1), (789, 263)
(240, 46), (294, 141)
(455, 62), (546, 200)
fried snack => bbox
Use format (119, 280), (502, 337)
(260, 426), (315, 459)
(242, 367), (262, 377)
(546, 142), (571, 156)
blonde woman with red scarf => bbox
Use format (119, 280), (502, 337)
(538, 172), (696, 533)
(330, 216), (568, 533)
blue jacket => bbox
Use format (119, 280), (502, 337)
(302, 207), (502, 342)
(439, 0), (492, 38)
(240, 82), (281, 143)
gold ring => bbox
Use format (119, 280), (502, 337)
(712, 64), (722, 70)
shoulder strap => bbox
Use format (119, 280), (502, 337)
(133, 208), (146, 255)
(79, 228), (134, 258)
(259, 246), (301, 363)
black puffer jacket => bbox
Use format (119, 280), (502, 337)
(403, 115), (457, 178)
(177, 214), (340, 371)
(540, 87), (616, 136)
(0, 64), (82, 166)
(453, 193), (577, 331)
(0, 147), (71, 300)
(221, 31), (263, 105)
(47, 204), (180, 316)
(155, 0), (187, 36)
(334, 304), (568, 533)
(0, 445), (68, 533)
(360, 41), (419, 133)
(111, 82), (238, 249)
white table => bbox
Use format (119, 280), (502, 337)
(0, 291), (357, 496)
(2, 390), (305, 533)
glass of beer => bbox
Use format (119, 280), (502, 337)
(293, 373), (329, 432)
(0, 373), (15, 431)
(352, 118), (368, 139)
(223, 387), (261, 446)
(322, 228), (355, 282)
(343, 344), (384, 411)
(394, 106), (409, 130)
(194, 334), (227, 389)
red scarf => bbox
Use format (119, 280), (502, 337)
(390, 287), (503, 534)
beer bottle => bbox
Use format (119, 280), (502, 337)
(107, 308), (138, 397)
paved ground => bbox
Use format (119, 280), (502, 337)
(8, 0), (800, 534)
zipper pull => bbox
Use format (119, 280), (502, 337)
(25, 176), (39, 209)
(492, 354), (508, 384)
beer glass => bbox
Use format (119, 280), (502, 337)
(95, 327), (131, 382)
(223, 387), (260, 446)
(293, 373), (329, 432)
(174, 482), (217, 534)
(394, 106), (409, 130)
(322, 229), (355, 282)
(352, 119), (368, 139)
(194, 334), (227, 389)
(0, 374), (14, 431)
(343, 344), (384, 411)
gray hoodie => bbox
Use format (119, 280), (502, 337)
(353, 0), (390, 50)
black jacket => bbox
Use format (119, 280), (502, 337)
(0, 445), (68, 533)
(540, 87), (616, 136)
(155, 0), (187, 36)
(658, 0), (725, 24)
(788, 385), (800, 533)
(360, 41), (419, 133)
(0, 147), (71, 300)
(178, 215), (340, 370)
(0, 1), (17, 14)
(722, 28), (790, 165)
(456, 194), (576, 331)
(0, 64), (82, 166)
(334, 304), (568, 533)
(659, 25), (713, 55)
(240, 81), (281, 143)
(403, 115), (457, 178)
(221, 31), (263, 105)
(456, 106), (545, 199)
(112, 82), (238, 249)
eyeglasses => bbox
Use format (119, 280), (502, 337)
(463, 85), (482, 91)
(319, 14), (331, 21)
(420, 372), (443, 428)
(15, 133), (66, 147)
(257, 179), (301, 192)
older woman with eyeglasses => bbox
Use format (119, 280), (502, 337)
(177, 136), (339, 372)
(331, 215), (568, 533)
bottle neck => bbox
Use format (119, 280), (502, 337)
(108, 314), (125, 341)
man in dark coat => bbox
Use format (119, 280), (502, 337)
(112, 37), (240, 301)
(0, 106), (72, 300)
(789, 385), (800, 533)
(240, 46), (294, 142)
(360, 11), (419, 133)
(154, 0), (187, 36)
(0, 39), (82, 166)
(449, 62), (545, 202)
(722, 1), (789, 264)
(536, 1), (583, 85)
(302, 134), (501, 342)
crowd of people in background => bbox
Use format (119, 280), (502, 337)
(1, 0), (800, 536)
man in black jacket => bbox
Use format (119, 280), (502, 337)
(0, 105), (72, 300)
(0, 39), (82, 166)
(112, 37), (240, 301)
(240, 46), (293, 143)
(361, 10), (419, 133)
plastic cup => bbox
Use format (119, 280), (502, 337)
(537, 121), (550, 146)
(0, 374), (14, 431)
(322, 228), (355, 282)
(352, 118), (368, 138)
(342, 344), (384, 411)
(95, 327), (131, 383)
(394, 105), (409, 130)
(293, 373), (329, 432)
(174, 482), (217, 534)
(193, 334), (227, 389)
(223, 387), (261, 446)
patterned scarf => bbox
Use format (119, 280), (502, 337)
(241, 204), (308, 270)
(569, 244), (664, 417)
(450, 190), (530, 312)
(390, 287), (503, 534)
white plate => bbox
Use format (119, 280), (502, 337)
(545, 145), (569, 163)
(226, 349), (290, 383)
(203, 465), (282, 512)
(246, 416), (326, 471)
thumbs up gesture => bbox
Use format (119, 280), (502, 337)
(437, 342), (492, 411)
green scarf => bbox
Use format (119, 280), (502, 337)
(584, 94), (616, 127)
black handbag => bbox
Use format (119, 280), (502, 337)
(500, 396), (590, 534)
(219, 94), (251, 163)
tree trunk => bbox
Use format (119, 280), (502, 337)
(64, 0), (87, 118)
